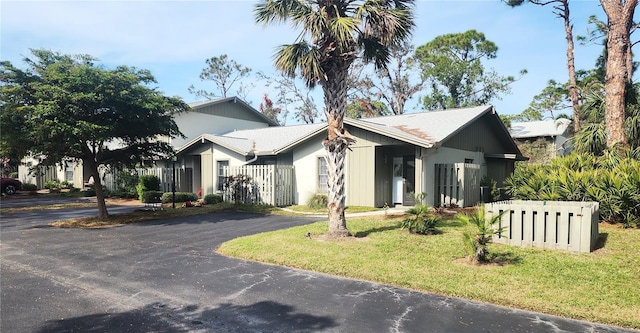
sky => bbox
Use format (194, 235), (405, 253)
(1, 0), (628, 123)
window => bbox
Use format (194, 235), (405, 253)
(65, 162), (74, 182)
(217, 161), (228, 191)
(318, 157), (328, 193)
(464, 158), (474, 164)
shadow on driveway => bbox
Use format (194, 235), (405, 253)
(34, 301), (337, 333)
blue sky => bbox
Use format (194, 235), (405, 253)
(1, 0), (624, 122)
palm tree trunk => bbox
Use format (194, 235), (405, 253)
(559, 0), (581, 132)
(600, 0), (636, 150)
(323, 63), (354, 237)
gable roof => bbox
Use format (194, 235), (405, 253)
(188, 96), (279, 127)
(178, 105), (522, 158)
(178, 123), (326, 156)
(510, 118), (572, 139)
(347, 105), (492, 148)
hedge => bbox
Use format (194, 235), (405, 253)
(161, 192), (198, 204)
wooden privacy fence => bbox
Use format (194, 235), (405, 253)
(434, 163), (480, 207)
(223, 165), (294, 206)
(101, 167), (190, 192)
(485, 200), (600, 253)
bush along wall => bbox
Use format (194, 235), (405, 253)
(137, 175), (160, 201)
(161, 192), (198, 204)
(505, 152), (640, 227)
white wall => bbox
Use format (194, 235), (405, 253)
(292, 137), (326, 205)
(421, 147), (485, 206)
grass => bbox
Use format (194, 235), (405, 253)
(284, 205), (381, 214)
(217, 216), (640, 329)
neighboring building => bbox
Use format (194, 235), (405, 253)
(18, 97), (278, 189)
(509, 118), (572, 164)
(177, 105), (525, 208)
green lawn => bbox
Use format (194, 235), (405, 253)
(217, 216), (640, 329)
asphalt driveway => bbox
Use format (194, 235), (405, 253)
(1, 204), (637, 332)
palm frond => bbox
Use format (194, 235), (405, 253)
(254, 0), (308, 26)
(274, 42), (324, 87)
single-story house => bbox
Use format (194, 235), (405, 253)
(176, 105), (526, 208)
(509, 118), (572, 163)
(18, 97), (278, 190)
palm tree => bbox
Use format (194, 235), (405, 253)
(255, 0), (415, 237)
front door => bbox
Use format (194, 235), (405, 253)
(392, 155), (416, 206)
(403, 155), (416, 206)
(392, 157), (403, 204)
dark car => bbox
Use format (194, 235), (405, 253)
(1, 178), (22, 195)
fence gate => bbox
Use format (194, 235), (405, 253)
(434, 163), (480, 207)
(223, 165), (294, 206)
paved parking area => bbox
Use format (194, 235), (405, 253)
(1, 205), (637, 332)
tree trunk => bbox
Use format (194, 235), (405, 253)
(87, 160), (109, 220)
(600, 0), (636, 149)
(559, 0), (581, 132)
(322, 63), (353, 238)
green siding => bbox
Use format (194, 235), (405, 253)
(348, 126), (405, 147)
(194, 101), (270, 124)
(442, 113), (515, 154)
(347, 146), (375, 206)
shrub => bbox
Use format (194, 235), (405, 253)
(480, 176), (500, 202)
(137, 175), (161, 201)
(9, 172), (18, 178)
(60, 180), (74, 189)
(141, 191), (163, 203)
(161, 192), (198, 204)
(204, 193), (223, 205)
(307, 193), (328, 210)
(83, 188), (96, 197)
(505, 152), (640, 227)
(113, 171), (139, 199)
(22, 183), (38, 191)
(69, 187), (80, 193)
(456, 207), (506, 264)
(44, 179), (61, 190)
(223, 174), (255, 204)
(402, 204), (440, 235)
(110, 187), (138, 199)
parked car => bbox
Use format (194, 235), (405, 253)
(1, 177), (22, 195)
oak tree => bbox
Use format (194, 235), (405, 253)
(0, 49), (188, 219)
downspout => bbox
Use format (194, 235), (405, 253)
(243, 141), (258, 165)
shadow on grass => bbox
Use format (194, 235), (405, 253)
(487, 250), (523, 266)
(438, 218), (465, 228)
(595, 232), (609, 250)
(352, 222), (402, 238)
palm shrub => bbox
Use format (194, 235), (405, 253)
(456, 207), (506, 264)
(401, 204), (440, 235)
(505, 153), (640, 227)
(307, 193), (328, 210)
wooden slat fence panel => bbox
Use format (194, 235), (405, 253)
(434, 163), (480, 207)
(223, 165), (294, 206)
(100, 167), (188, 193)
(485, 200), (599, 253)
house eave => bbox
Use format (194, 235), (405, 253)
(344, 118), (435, 149)
(485, 153), (529, 161)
